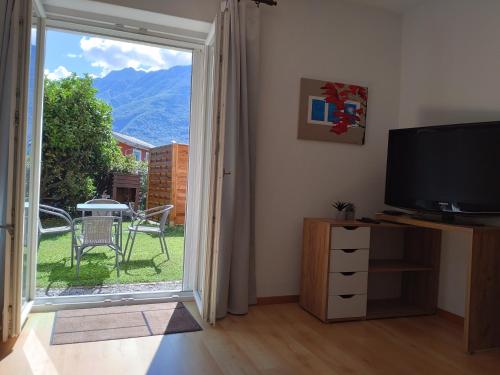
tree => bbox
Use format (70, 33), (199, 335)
(41, 74), (134, 211)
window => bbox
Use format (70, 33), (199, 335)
(308, 96), (360, 126)
(133, 148), (141, 161)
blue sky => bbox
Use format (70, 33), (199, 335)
(43, 29), (192, 79)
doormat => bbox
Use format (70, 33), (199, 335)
(50, 301), (202, 345)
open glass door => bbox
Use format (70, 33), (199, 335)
(20, 14), (46, 321)
(192, 8), (230, 324)
(1, 0), (44, 340)
(190, 16), (220, 322)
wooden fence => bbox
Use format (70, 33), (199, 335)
(146, 143), (188, 225)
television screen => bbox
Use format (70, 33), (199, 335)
(385, 121), (500, 214)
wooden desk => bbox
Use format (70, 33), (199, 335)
(300, 216), (500, 353)
(376, 213), (500, 354)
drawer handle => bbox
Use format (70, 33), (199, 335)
(339, 294), (355, 299)
(340, 272), (355, 276)
(343, 226), (358, 230)
(341, 249), (357, 253)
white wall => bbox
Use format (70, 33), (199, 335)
(255, 0), (402, 297)
(400, 0), (500, 127)
(399, 0), (500, 316)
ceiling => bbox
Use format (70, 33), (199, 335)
(348, 0), (424, 13)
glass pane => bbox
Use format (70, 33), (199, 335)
(22, 26), (38, 305)
(37, 29), (191, 297)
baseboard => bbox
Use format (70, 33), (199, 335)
(256, 295), (299, 305)
(437, 308), (464, 326)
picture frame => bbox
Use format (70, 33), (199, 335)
(297, 78), (368, 145)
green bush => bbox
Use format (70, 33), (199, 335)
(41, 74), (143, 212)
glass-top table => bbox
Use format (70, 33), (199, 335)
(76, 203), (130, 213)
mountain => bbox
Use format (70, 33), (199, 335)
(93, 66), (192, 146)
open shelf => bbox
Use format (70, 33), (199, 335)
(368, 259), (433, 273)
(367, 298), (431, 319)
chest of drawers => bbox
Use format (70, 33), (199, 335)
(300, 218), (441, 322)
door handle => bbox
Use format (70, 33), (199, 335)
(223, 168), (232, 177)
(0, 224), (14, 236)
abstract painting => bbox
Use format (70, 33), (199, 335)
(297, 78), (368, 145)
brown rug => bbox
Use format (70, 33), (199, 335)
(50, 302), (202, 345)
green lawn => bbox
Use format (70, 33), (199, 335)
(37, 222), (184, 289)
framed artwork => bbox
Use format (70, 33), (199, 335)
(297, 78), (368, 145)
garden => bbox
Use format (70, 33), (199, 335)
(36, 75), (184, 296)
(37, 222), (184, 296)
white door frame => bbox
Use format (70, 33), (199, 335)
(183, 46), (208, 293)
(3, 0), (34, 340)
(45, 18), (201, 53)
(32, 290), (194, 313)
(21, 14), (47, 321)
(191, 19), (217, 318)
(25, 10), (213, 309)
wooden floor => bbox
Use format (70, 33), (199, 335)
(1, 302), (500, 374)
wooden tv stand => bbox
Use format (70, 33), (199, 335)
(300, 215), (500, 353)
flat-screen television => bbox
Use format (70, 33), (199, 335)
(385, 121), (500, 215)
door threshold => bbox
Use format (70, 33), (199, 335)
(32, 290), (194, 312)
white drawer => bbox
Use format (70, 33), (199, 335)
(329, 272), (368, 295)
(330, 249), (369, 272)
(327, 294), (367, 319)
(331, 227), (370, 249)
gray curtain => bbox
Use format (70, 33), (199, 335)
(216, 0), (260, 319)
(0, 0), (27, 333)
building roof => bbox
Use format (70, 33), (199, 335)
(112, 131), (155, 150)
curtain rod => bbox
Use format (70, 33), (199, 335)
(254, 0), (277, 6)
(239, 0), (277, 6)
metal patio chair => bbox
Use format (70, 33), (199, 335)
(83, 198), (122, 244)
(127, 202), (144, 221)
(124, 205), (173, 263)
(73, 216), (123, 277)
(38, 204), (75, 266)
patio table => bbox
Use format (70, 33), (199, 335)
(76, 203), (130, 259)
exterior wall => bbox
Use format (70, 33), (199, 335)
(117, 141), (149, 161)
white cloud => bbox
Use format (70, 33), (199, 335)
(45, 66), (72, 80)
(79, 37), (192, 77)
(67, 53), (82, 58)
